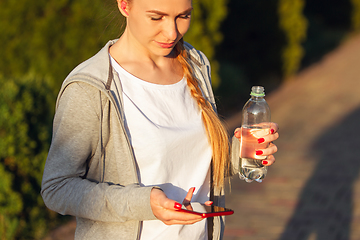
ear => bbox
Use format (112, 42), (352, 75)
(117, 0), (129, 17)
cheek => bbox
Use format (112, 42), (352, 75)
(129, 19), (154, 39)
(178, 21), (191, 36)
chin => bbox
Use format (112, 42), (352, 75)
(154, 48), (176, 58)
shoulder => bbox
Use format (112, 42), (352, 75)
(62, 39), (118, 88)
(183, 42), (215, 106)
(184, 42), (211, 68)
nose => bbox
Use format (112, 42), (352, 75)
(162, 19), (178, 41)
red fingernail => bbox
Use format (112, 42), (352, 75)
(262, 160), (268, 165)
(192, 187), (196, 193)
(209, 201), (213, 205)
(174, 202), (182, 210)
(258, 138), (265, 144)
(271, 129), (275, 134)
(256, 150), (263, 155)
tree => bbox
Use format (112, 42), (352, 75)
(0, 74), (58, 239)
(0, 0), (121, 90)
(0, 164), (22, 240)
(0, 0), (229, 238)
(185, 0), (228, 88)
(215, 0), (286, 115)
(351, 0), (360, 31)
(278, 0), (308, 79)
(0, 0), (227, 91)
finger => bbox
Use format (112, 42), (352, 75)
(163, 198), (183, 211)
(234, 128), (241, 138)
(182, 187), (196, 205)
(255, 142), (278, 159)
(150, 189), (204, 225)
(162, 215), (204, 225)
(159, 209), (204, 225)
(269, 122), (279, 133)
(204, 201), (213, 206)
(250, 128), (272, 138)
(154, 198), (204, 225)
(261, 155), (275, 166)
(251, 122), (279, 137)
(257, 132), (279, 144)
(163, 206), (204, 224)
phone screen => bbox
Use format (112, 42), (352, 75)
(177, 202), (234, 218)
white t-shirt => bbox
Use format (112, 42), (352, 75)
(110, 56), (212, 240)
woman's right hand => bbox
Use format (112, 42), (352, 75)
(150, 187), (204, 225)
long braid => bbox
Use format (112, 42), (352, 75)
(175, 40), (230, 189)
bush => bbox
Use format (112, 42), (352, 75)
(0, 75), (58, 239)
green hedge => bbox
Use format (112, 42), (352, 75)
(0, 75), (57, 239)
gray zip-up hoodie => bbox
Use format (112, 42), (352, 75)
(41, 39), (240, 240)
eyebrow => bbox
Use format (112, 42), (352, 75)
(146, 7), (193, 16)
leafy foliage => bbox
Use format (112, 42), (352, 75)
(0, 164), (22, 240)
(0, 1), (120, 238)
(301, 0), (351, 67)
(215, 0), (286, 115)
(351, 0), (360, 31)
(0, 0), (121, 89)
(0, 75), (57, 239)
(185, 0), (228, 88)
(278, 0), (308, 78)
(0, 0), (229, 238)
(0, 0), (357, 238)
(0, 0), (227, 90)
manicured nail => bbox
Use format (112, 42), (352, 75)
(271, 129), (275, 134)
(192, 187), (196, 193)
(258, 138), (265, 144)
(174, 202), (182, 210)
(256, 150), (263, 155)
(208, 201), (213, 205)
(262, 160), (268, 165)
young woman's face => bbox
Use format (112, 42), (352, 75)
(125, 0), (192, 57)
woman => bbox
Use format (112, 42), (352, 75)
(41, 0), (279, 239)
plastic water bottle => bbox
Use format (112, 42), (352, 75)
(239, 86), (271, 183)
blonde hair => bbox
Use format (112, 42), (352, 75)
(175, 39), (230, 189)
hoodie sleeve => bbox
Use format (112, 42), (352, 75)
(41, 82), (156, 223)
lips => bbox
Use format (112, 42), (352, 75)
(156, 41), (175, 48)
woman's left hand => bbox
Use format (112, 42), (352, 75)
(234, 122), (279, 166)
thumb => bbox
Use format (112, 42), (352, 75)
(234, 128), (241, 138)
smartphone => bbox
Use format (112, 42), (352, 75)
(177, 202), (234, 218)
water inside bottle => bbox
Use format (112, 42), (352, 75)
(239, 125), (269, 183)
(240, 125), (269, 159)
(239, 158), (267, 183)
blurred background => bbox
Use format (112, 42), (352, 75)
(1, 0), (360, 239)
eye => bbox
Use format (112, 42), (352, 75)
(180, 14), (191, 19)
(150, 16), (163, 21)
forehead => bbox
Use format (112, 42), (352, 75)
(132, 0), (192, 12)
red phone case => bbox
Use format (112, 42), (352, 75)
(177, 203), (234, 218)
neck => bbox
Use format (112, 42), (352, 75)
(111, 30), (178, 67)
(109, 32), (183, 85)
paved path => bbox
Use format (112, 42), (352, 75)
(223, 33), (360, 240)
(44, 34), (360, 240)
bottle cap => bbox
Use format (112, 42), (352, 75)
(250, 86), (265, 97)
